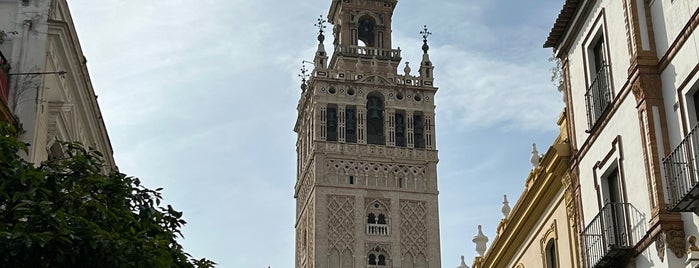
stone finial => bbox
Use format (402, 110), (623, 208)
(689, 236), (699, 252)
(404, 62), (411, 76)
(530, 143), (541, 168)
(472, 225), (489, 257)
(457, 255), (470, 268)
(501, 195), (511, 218)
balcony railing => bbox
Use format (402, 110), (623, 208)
(335, 45), (401, 60)
(581, 203), (645, 268)
(367, 265), (389, 268)
(585, 64), (611, 130)
(663, 122), (699, 211)
(366, 223), (389, 236)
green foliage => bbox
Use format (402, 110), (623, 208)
(0, 122), (215, 268)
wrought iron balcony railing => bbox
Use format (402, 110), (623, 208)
(335, 45), (401, 60)
(585, 64), (611, 130)
(663, 122), (699, 211)
(580, 202), (645, 268)
(366, 223), (390, 236)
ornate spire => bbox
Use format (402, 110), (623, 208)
(457, 256), (470, 268)
(530, 143), (541, 168)
(472, 225), (489, 257)
(299, 61), (310, 92)
(501, 195), (511, 218)
(315, 15), (327, 44)
(420, 25), (432, 53)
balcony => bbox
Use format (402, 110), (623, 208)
(334, 45), (401, 61)
(366, 223), (389, 236)
(585, 64), (611, 130)
(580, 203), (645, 268)
(663, 122), (699, 211)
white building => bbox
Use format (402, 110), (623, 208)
(545, 0), (698, 267)
(0, 0), (115, 167)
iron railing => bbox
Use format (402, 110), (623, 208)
(585, 64), (611, 130)
(663, 122), (699, 211)
(580, 203), (645, 268)
(335, 45), (401, 60)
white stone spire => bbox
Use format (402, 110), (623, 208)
(457, 255), (470, 268)
(472, 225), (489, 257)
(530, 143), (541, 168)
(501, 194), (511, 218)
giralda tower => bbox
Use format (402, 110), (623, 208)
(294, 1), (441, 267)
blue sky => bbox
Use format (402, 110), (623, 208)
(69, 0), (564, 267)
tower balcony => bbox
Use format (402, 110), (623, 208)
(366, 223), (390, 236)
(580, 203), (645, 268)
(334, 45), (401, 61)
(663, 121), (699, 211)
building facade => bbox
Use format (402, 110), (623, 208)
(545, 0), (699, 267)
(470, 112), (580, 268)
(0, 0), (115, 167)
(293, 1), (441, 267)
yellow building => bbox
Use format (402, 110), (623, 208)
(471, 111), (580, 268)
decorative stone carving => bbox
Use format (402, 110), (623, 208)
(327, 195), (355, 253)
(400, 200), (428, 258)
(655, 232), (666, 262)
(667, 229), (686, 258)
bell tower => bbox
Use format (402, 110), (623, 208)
(294, 1), (441, 267)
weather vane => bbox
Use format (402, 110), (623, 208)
(420, 25), (432, 53)
(315, 15), (327, 43)
(299, 61), (310, 92)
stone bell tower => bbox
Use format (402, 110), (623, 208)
(293, 0), (441, 267)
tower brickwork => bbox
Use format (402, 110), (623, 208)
(294, 1), (441, 267)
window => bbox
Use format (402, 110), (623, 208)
(414, 113), (425, 148)
(585, 32), (612, 130)
(357, 15), (376, 47)
(545, 239), (557, 268)
(349, 175), (355, 185)
(346, 106), (357, 143)
(367, 213), (376, 224)
(395, 111), (406, 147)
(368, 254), (377, 265)
(366, 95), (385, 145)
(327, 105), (338, 141)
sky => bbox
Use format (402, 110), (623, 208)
(68, 0), (565, 267)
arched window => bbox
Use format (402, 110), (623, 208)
(368, 254), (377, 265)
(366, 95), (385, 145)
(367, 213), (376, 224)
(377, 214), (386, 224)
(357, 15), (376, 47)
(378, 255), (386, 265)
(545, 239), (557, 268)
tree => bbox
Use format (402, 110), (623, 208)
(0, 122), (215, 267)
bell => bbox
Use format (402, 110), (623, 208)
(367, 98), (382, 119)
